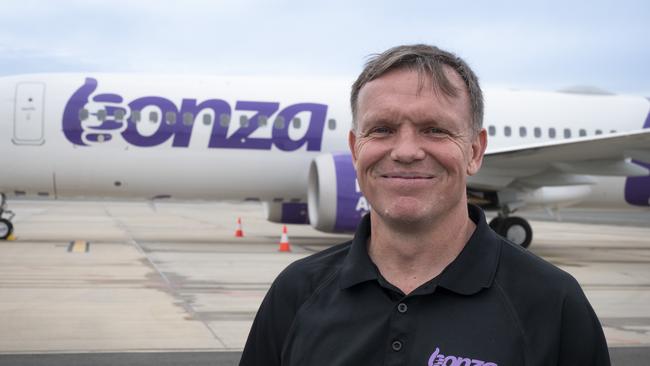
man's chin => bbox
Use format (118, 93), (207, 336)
(373, 207), (434, 227)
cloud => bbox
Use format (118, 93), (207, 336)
(0, 0), (647, 93)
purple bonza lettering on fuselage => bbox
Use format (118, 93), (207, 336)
(62, 77), (99, 145)
(427, 346), (497, 366)
(62, 77), (328, 151)
(624, 110), (650, 206)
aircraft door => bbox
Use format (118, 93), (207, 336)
(13, 82), (45, 145)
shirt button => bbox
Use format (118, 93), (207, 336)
(397, 303), (408, 313)
(391, 340), (403, 351)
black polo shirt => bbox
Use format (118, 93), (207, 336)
(240, 205), (610, 366)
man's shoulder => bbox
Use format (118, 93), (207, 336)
(273, 239), (353, 296)
(495, 236), (582, 295)
(490, 235), (607, 357)
(285, 240), (352, 274)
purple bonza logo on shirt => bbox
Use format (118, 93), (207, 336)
(62, 77), (327, 151)
(428, 346), (497, 366)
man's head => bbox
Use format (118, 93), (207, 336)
(348, 45), (487, 228)
(350, 44), (483, 135)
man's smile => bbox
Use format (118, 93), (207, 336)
(378, 172), (435, 179)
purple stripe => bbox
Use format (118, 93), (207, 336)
(624, 109), (650, 206)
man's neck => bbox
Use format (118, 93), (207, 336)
(367, 205), (476, 295)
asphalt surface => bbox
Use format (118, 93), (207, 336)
(0, 200), (648, 365)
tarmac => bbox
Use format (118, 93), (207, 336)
(0, 199), (648, 365)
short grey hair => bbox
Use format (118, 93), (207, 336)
(350, 44), (483, 134)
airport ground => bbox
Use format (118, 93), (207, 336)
(0, 200), (648, 365)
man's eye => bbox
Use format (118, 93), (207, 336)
(424, 127), (448, 135)
(370, 127), (391, 135)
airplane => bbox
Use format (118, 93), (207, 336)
(0, 73), (649, 248)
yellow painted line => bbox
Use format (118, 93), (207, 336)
(68, 240), (89, 253)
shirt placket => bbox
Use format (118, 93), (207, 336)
(384, 294), (415, 366)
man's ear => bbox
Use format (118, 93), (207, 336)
(348, 129), (358, 165)
(467, 128), (487, 176)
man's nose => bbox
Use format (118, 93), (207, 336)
(389, 130), (426, 163)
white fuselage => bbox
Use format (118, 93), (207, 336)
(0, 73), (648, 211)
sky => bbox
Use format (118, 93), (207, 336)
(1, 0), (648, 95)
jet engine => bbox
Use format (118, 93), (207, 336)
(307, 153), (367, 233)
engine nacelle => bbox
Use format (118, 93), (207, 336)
(264, 201), (310, 224)
(308, 153), (368, 233)
(625, 160), (650, 206)
(521, 185), (593, 207)
(471, 185), (595, 212)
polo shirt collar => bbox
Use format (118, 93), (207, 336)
(436, 205), (501, 295)
(338, 205), (502, 295)
(339, 213), (377, 289)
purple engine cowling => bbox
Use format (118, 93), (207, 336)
(264, 201), (310, 224)
(308, 153), (369, 233)
(625, 160), (650, 206)
(624, 111), (650, 207)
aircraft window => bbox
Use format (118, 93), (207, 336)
(504, 126), (512, 137)
(564, 129), (571, 138)
(534, 127), (541, 138)
(259, 115), (268, 127)
(165, 112), (176, 125)
(240, 115), (249, 128)
(488, 125), (496, 136)
(274, 116), (285, 129)
(579, 129), (586, 137)
(519, 127), (527, 137)
(610, 130), (617, 133)
(78, 108), (89, 121)
(595, 129), (602, 135)
(328, 118), (336, 130)
(292, 117), (301, 128)
(202, 114), (212, 125)
(149, 111), (158, 123)
(183, 112), (194, 126)
(548, 128), (556, 138)
(114, 109), (125, 122)
(97, 109), (107, 121)
(131, 110), (141, 123)
(220, 114), (230, 127)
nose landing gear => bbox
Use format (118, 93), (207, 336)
(0, 194), (15, 240)
(489, 211), (533, 249)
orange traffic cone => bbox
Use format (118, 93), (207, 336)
(278, 225), (291, 252)
(235, 217), (244, 237)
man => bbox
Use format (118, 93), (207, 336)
(240, 44), (610, 365)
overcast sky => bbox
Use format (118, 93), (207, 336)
(1, 0), (648, 94)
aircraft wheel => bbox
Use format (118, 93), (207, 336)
(500, 216), (532, 248)
(0, 218), (13, 240)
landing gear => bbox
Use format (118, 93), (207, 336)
(489, 215), (533, 248)
(0, 193), (15, 240)
(0, 219), (13, 240)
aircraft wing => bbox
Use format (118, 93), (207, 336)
(469, 129), (650, 190)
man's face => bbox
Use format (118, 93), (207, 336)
(349, 67), (487, 226)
